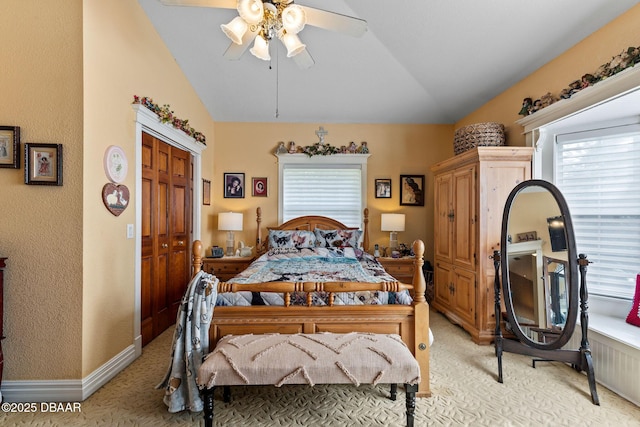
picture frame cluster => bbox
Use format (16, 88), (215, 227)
(375, 175), (425, 206)
(0, 125), (63, 186)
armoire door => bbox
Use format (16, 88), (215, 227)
(141, 132), (192, 346)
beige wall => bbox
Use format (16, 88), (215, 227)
(82, 0), (215, 376)
(211, 123), (452, 263)
(456, 4), (640, 146)
(0, 0), (215, 381)
(0, 0), (84, 379)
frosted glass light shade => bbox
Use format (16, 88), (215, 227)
(281, 33), (306, 57)
(282, 5), (306, 34)
(218, 212), (243, 231)
(238, 0), (264, 24)
(381, 213), (405, 232)
(250, 36), (271, 61)
(221, 16), (248, 45)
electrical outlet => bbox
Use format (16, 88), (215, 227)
(127, 224), (134, 239)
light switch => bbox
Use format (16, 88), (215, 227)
(127, 224), (134, 239)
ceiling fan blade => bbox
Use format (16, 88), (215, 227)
(223, 28), (259, 60)
(298, 6), (367, 38)
(292, 49), (315, 70)
(159, 0), (235, 8)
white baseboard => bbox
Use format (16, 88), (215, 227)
(1, 342), (139, 403)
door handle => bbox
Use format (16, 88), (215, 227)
(161, 243), (168, 249)
(177, 240), (184, 246)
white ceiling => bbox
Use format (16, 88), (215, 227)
(138, 0), (639, 124)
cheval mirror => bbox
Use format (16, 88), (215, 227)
(493, 179), (599, 405)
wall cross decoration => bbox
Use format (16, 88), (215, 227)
(315, 126), (328, 144)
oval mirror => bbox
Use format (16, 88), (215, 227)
(500, 180), (578, 350)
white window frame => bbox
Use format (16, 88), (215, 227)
(276, 153), (370, 227)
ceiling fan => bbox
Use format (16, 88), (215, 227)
(159, 0), (367, 69)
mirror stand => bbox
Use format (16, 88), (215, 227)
(493, 250), (600, 405)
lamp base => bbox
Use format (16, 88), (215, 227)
(226, 231), (235, 256)
(389, 231), (398, 251)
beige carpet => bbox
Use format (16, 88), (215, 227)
(2, 312), (639, 426)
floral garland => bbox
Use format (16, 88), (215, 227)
(132, 95), (206, 144)
(519, 45), (640, 116)
(302, 142), (341, 156)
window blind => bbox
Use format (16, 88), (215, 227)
(282, 166), (362, 227)
(555, 125), (640, 300)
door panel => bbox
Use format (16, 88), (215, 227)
(141, 133), (192, 345)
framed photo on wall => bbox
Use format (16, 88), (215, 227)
(375, 178), (392, 198)
(25, 143), (63, 186)
(252, 177), (268, 197)
(0, 125), (20, 169)
(400, 174), (424, 206)
(224, 172), (245, 198)
(202, 179), (211, 205)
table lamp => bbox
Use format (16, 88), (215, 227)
(381, 213), (405, 251)
(218, 212), (243, 256)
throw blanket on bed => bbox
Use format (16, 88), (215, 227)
(216, 247), (413, 307)
(157, 271), (218, 413)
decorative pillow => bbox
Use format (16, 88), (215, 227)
(314, 228), (362, 248)
(268, 230), (316, 249)
(625, 274), (640, 327)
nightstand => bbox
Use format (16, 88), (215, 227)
(202, 256), (254, 281)
(376, 256), (415, 284)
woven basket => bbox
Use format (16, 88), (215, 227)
(453, 122), (505, 155)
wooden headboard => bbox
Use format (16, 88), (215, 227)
(255, 207), (370, 253)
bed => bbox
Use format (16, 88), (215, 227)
(190, 208), (431, 398)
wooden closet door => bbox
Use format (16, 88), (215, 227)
(141, 132), (192, 346)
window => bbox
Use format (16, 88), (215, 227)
(277, 154), (369, 227)
(555, 124), (640, 300)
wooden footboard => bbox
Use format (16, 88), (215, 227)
(191, 239), (431, 397)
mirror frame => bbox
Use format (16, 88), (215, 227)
(500, 179), (579, 350)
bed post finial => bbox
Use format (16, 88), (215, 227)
(256, 207), (262, 246)
(411, 240), (426, 303)
(192, 240), (203, 277)
(363, 208), (370, 252)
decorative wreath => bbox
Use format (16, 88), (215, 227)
(132, 95), (206, 144)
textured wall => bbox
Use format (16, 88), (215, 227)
(212, 122), (452, 264)
(0, 0), (84, 379)
(455, 4), (640, 146)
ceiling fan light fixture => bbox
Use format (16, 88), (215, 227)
(221, 16), (248, 45)
(237, 0), (264, 25)
(280, 32), (306, 57)
(250, 35), (271, 61)
(282, 4), (306, 34)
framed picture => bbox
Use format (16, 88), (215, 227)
(223, 172), (245, 198)
(375, 178), (392, 198)
(25, 143), (63, 186)
(0, 125), (20, 169)
(400, 174), (424, 206)
(252, 177), (268, 197)
(202, 179), (211, 205)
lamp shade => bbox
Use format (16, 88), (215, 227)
(221, 16), (248, 45)
(282, 4), (306, 34)
(250, 36), (271, 61)
(218, 212), (243, 231)
(280, 32), (306, 57)
(237, 0), (264, 25)
(381, 213), (405, 232)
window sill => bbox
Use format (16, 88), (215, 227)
(583, 313), (640, 352)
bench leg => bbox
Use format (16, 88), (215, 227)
(223, 385), (231, 403)
(390, 383), (397, 401)
(202, 387), (214, 427)
(405, 383), (417, 427)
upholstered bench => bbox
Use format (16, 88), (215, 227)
(197, 332), (421, 427)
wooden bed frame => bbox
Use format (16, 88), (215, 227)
(191, 208), (431, 397)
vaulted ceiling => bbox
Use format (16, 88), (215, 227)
(138, 0), (638, 124)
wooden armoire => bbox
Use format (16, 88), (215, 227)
(431, 147), (533, 344)
(140, 132), (193, 346)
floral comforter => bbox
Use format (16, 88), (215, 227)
(216, 246), (413, 306)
